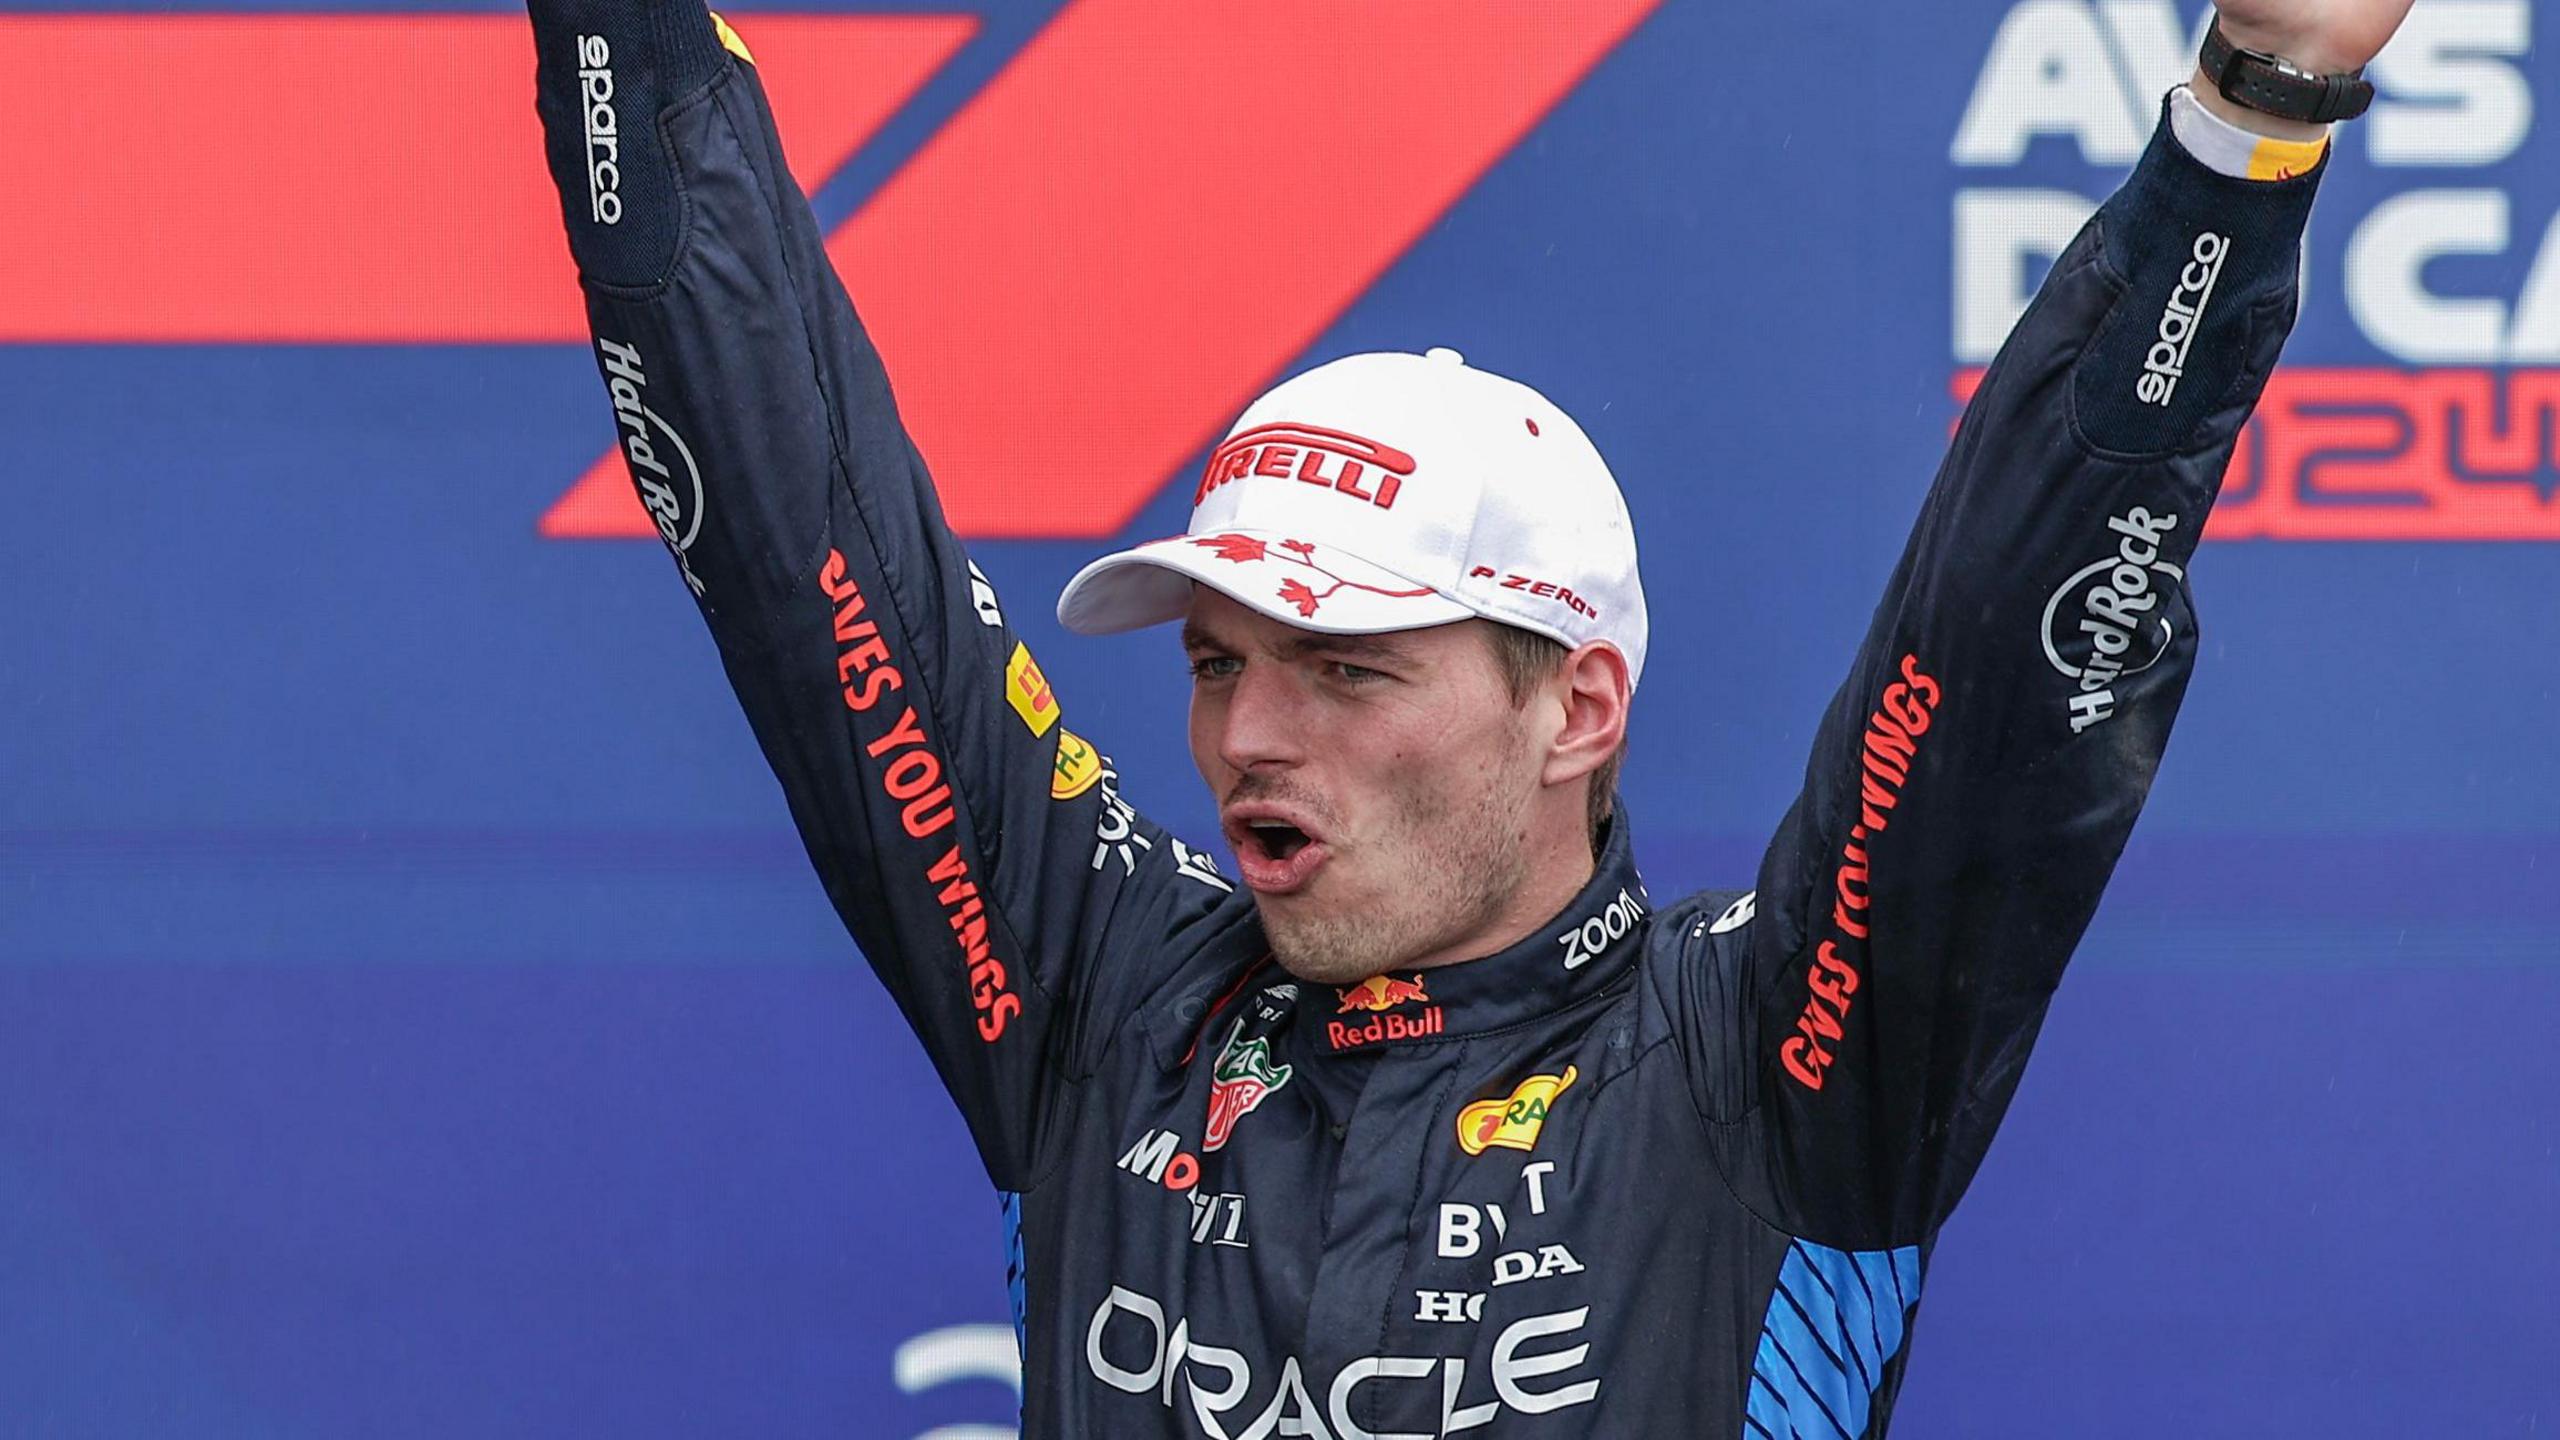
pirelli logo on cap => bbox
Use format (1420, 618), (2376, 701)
(1006, 642), (1061, 737)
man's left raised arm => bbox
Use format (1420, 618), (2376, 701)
(1681, 4), (2413, 1250)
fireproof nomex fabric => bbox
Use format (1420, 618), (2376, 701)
(526, 0), (2320, 1431)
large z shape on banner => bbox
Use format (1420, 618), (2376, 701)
(0, 1), (1662, 540)
(545, 0), (1667, 538)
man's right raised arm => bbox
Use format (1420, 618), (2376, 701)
(524, 0), (1230, 1185)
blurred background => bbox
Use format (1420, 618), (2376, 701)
(4, 0), (2555, 1435)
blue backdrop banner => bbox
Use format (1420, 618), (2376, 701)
(3, 1), (2555, 1435)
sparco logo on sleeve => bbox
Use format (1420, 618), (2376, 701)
(2042, 506), (2182, 733)
(576, 35), (622, 225)
(597, 337), (707, 596)
(2135, 231), (2228, 406)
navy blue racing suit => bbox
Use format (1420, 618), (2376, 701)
(526, 3), (2322, 1433)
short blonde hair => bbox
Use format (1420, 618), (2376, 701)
(1485, 624), (1624, 854)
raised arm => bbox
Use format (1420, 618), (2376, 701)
(524, 0), (1230, 1187)
(1682, 3), (2413, 1249)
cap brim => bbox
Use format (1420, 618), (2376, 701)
(1056, 529), (1473, 637)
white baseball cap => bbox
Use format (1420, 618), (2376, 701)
(1055, 347), (1649, 686)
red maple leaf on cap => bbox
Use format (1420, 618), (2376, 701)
(1279, 539), (1316, 558)
(1277, 579), (1323, 617)
(1191, 533), (1267, 564)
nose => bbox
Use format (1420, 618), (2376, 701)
(1211, 659), (1311, 776)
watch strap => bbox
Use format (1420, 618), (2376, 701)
(2200, 14), (2374, 123)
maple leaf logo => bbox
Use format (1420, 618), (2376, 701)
(1178, 529), (1433, 620)
(1277, 578), (1322, 617)
(1192, 533), (1267, 564)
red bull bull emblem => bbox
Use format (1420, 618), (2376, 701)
(1204, 1019), (1293, 1151)
(1328, 973), (1444, 1051)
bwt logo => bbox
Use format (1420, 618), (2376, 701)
(1950, 0), (2560, 540)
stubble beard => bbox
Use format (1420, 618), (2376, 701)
(1257, 760), (1532, 988)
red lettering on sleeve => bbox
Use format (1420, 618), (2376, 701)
(1782, 655), (1942, 1093)
(820, 560), (1018, 1045)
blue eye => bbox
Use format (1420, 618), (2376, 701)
(1189, 655), (1242, 680)
(1331, 662), (1385, 683)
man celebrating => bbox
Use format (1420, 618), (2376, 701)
(526, 1), (2412, 1432)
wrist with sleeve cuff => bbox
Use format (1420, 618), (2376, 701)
(528, 0), (742, 286)
(2069, 93), (2323, 453)
(2168, 83), (2329, 182)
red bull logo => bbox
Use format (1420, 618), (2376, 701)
(1329, 974), (1444, 1051)
(1337, 974), (1430, 1013)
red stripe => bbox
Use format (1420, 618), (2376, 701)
(547, 0), (1664, 540)
(0, 15), (974, 342)
(0, 7), (1661, 541)
(1953, 365), (2560, 540)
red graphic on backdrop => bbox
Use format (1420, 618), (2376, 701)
(0, 14), (969, 342)
(0, 2), (1660, 539)
(547, 0), (1662, 540)
(1951, 367), (2560, 541)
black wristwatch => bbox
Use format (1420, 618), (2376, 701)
(2200, 14), (2374, 123)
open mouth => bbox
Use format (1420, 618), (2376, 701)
(1225, 808), (1331, 895)
(1244, 820), (1313, 864)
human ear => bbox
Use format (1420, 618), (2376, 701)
(1541, 641), (1630, 788)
